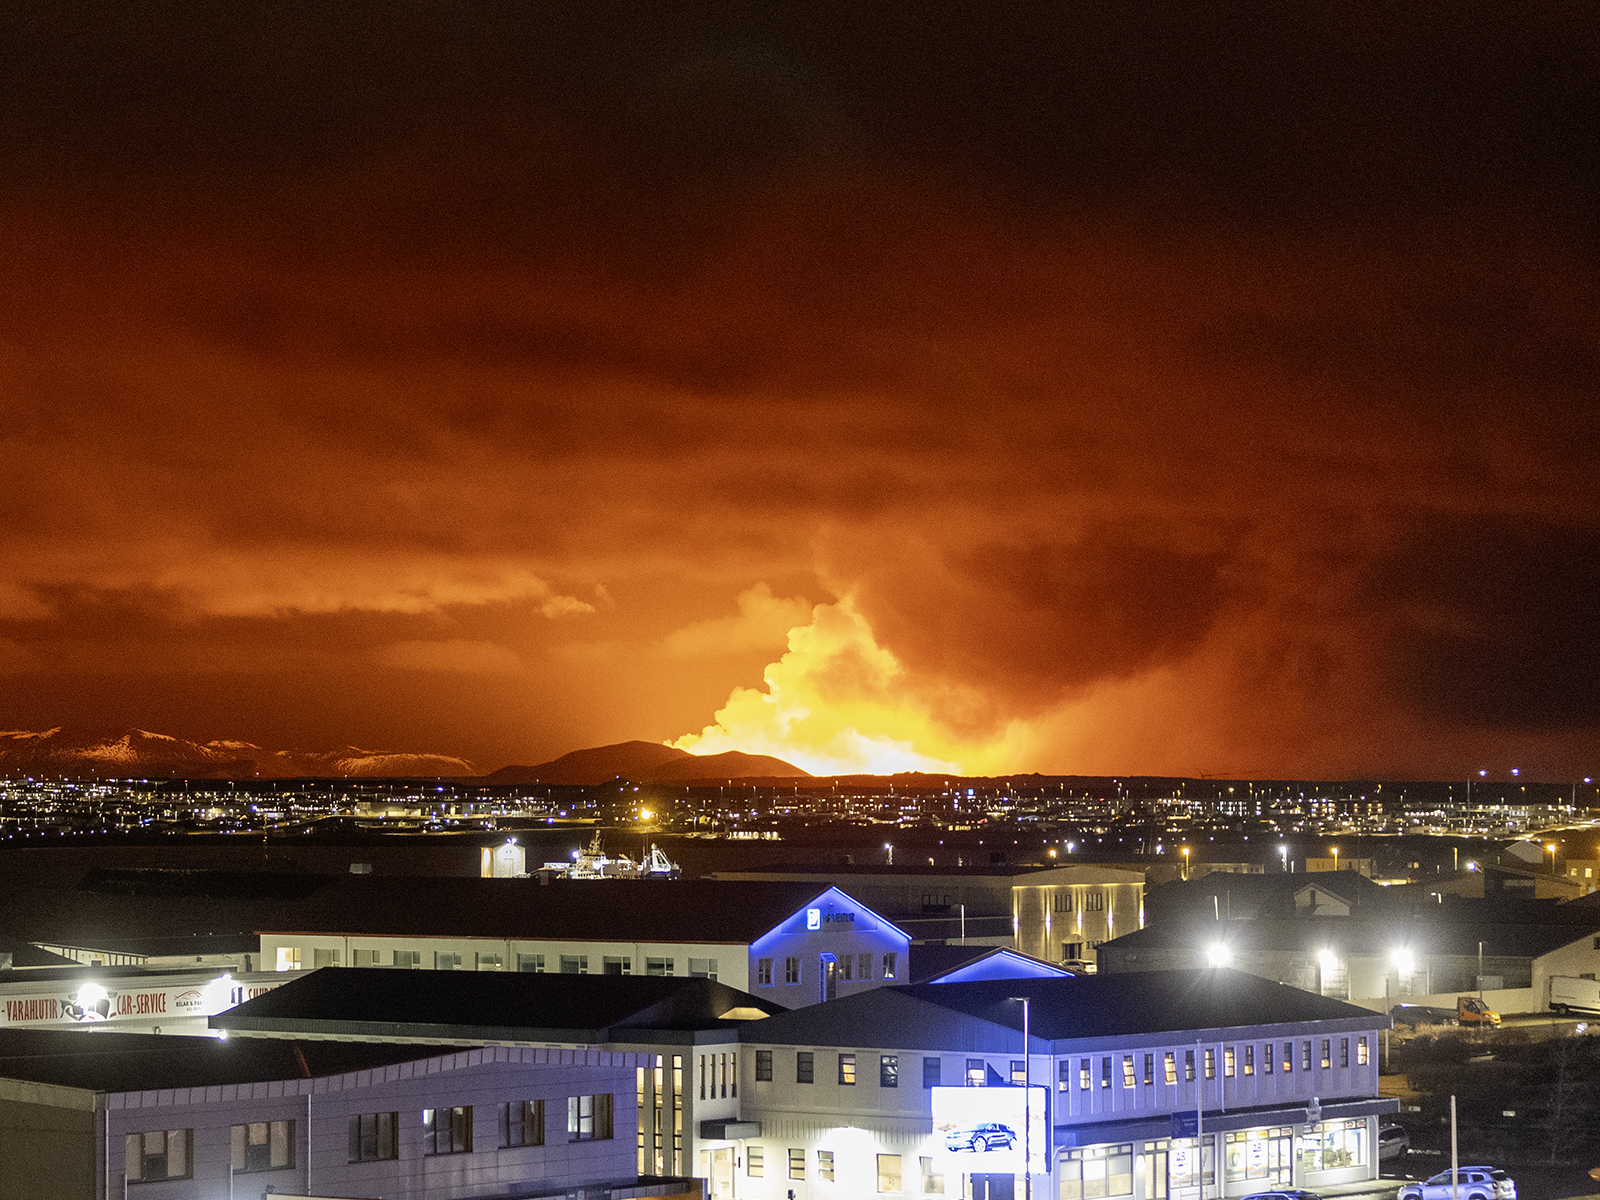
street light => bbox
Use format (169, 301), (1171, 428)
(1330, 846), (1340, 872)
(1182, 847), (1192, 880)
(1206, 943), (1231, 968)
(1009, 996), (1033, 1200)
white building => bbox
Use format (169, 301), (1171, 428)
(257, 879), (912, 1007)
(726, 970), (1394, 1200)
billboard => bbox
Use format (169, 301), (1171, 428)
(932, 1087), (1048, 1174)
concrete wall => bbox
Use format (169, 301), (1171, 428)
(0, 1086), (95, 1200)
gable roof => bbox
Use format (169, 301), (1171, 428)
(212, 969), (787, 1043)
(911, 945), (1073, 984)
(740, 968), (1383, 1052)
(258, 879), (894, 944)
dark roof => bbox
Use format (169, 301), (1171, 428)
(0, 1028), (462, 1093)
(1145, 872), (1391, 923)
(1101, 917), (1599, 958)
(0, 937), (77, 968)
(213, 969), (787, 1042)
(709, 864), (1066, 880)
(740, 968), (1382, 1051)
(908, 944), (1068, 984)
(257, 878), (846, 942)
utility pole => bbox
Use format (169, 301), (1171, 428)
(1012, 997), (1033, 1200)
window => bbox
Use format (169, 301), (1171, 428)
(878, 1153), (904, 1193)
(232, 1121), (294, 1173)
(839, 1053), (857, 1085)
(314, 948), (340, 968)
(1122, 1056), (1135, 1089)
(757, 958), (774, 986)
(1053, 893), (1074, 912)
(840, 955), (854, 981)
(477, 952), (504, 970)
(1144, 1053), (1154, 1085)
(394, 949), (421, 969)
(1083, 892), (1106, 911)
(1204, 1048), (1215, 1080)
(756, 1050), (774, 1082)
(748, 1146), (765, 1177)
(921, 1155), (945, 1194)
(1244, 1045), (1254, 1076)
(353, 948), (378, 967)
(348, 1113), (398, 1162)
(126, 1129), (191, 1182)
(435, 951), (461, 970)
(1185, 1049), (1195, 1082)
(967, 1058), (986, 1087)
(646, 957), (674, 976)
(924, 1056), (942, 1088)
(797, 1051), (815, 1084)
(1059, 1143), (1134, 1200)
(516, 953), (544, 972)
(501, 1100), (544, 1147)
(1057, 1060), (1070, 1091)
(568, 1094), (613, 1141)
(1011, 1060), (1027, 1086)
(424, 1106), (472, 1155)
(1321, 1039), (1331, 1069)
(818, 1150), (835, 1182)
(560, 954), (588, 974)
(790, 1148), (807, 1180)
(1080, 1058), (1091, 1090)
(1341, 1039), (1350, 1068)
(1264, 1043), (1274, 1075)
(1282, 1044), (1293, 1073)
(883, 952), (898, 980)
(1101, 1056), (1111, 1088)
(881, 1055), (899, 1088)
(603, 956), (630, 975)
(1164, 1052), (1177, 1084)
(859, 953), (873, 981)
(689, 958), (719, 979)
(1224, 1047), (1235, 1078)
(785, 956), (801, 984)
(1358, 1036), (1370, 1066)
(276, 947), (301, 971)
(1302, 1041), (1312, 1071)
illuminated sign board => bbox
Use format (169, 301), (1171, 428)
(807, 908), (821, 931)
(0, 976), (283, 1028)
(932, 1087), (1048, 1174)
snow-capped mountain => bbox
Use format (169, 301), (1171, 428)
(0, 726), (475, 779)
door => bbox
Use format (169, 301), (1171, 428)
(821, 953), (839, 1001)
(709, 1148), (734, 1200)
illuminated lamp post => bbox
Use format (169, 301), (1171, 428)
(1330, 846), (1340, 873)
(1182, 847), (1191, 881)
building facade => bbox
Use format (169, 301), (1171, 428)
(722, 972), (1393, 1200)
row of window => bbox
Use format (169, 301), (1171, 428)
(276, 947), (701, 975)
(700, 1052), (737, 1099)
(746, 1147), (939, 1193)
(347, 1096), (612, 1163)
(1051, 891), (1108, 913)
(1059, 1038), (1370, 1092)
(754, 1051), (1035, 1088)
(754, 953), (898, 987)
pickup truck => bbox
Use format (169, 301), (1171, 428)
(1549, 976), (1600, 1015)
(1390, 997), (1501, 1028)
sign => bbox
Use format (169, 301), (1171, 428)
(807, 908), (821, 931)
(1170, 1113), (1199, 1138)
(0, 975), (285, 1028)
(932, 1087), (1047, 1174)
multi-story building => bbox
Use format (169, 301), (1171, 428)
(0, 1025), (701, 1200)
(256, 879), (911, 1007)
(706, 866), (1145, 968)
(728, 970), (1394, 1200)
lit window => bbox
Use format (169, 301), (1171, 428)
(880, 1055), (898, 1088)
(1122, 1056), (1135, 1088)
(424, 1106), (472, 1155)
(882, 952), (898, 980)
(126, 1129), (191, 1181)
(748, 1146), (765, 1178)
(839, 1054), (856, 1085)
(1224, 1047), (1235, 1078)
(1164, 1052), (1177, 1084)
(878, 1154), (903, 1193)
(967, 1058), (985, 1087)
(568, 1094), (613, 1141)
(790, 1148), (807, 1180)
(500, 1100), (544, 1148)
(1358, 1037), (1370, 1066)
(232, 1121), (294, 1173)
(818, 1150), (835, 1182)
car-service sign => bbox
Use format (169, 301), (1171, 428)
(931, 1087), (1048, 1174)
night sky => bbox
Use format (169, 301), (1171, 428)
(1, 2), (1596, 777)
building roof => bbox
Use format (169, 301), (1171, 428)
(258, 879), (877, 943)
(1100, 916), (1600, 959)
(0, 936), (78, 969)
(709, 864), (1144, 884)
(909, 945), (1072, 984)
(0, 1028), (463, 1094)
(739, 968), (1383, 1052)
(213, 969), (787, 1044)
(1145, 872), (1391, 923)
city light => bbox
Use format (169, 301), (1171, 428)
(1206, 943), (1231, 967)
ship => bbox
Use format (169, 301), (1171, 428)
(542, 830), (681, 880)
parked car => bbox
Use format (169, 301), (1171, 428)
(1240, 1190), (1323, 1200)
(1397, 1167), (1516, 1200)
(944, 1123), (1018, 1153)
(1378, 1125), (1411, 1161)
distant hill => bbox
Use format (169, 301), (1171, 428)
(479, 741), (808, 785)
(480, 741), (692, 785)
(0, 726), (476, 779)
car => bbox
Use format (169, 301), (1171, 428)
(1397, 1167), (1516, 1200)
(1240, 1190), (1323, 1200)
(944, 1123), (1018, 1153)
(1379, 1125), (1411, 1161)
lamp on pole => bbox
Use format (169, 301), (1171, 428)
(1330, 846), (1340, 873)
(1010, 997), (1033, 1200)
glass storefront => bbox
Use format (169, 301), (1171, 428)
(1299, 1119), (1367, 1173)
(1224, 1128), (1292, 1188)
(1059, 1144), (1134, 1200)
